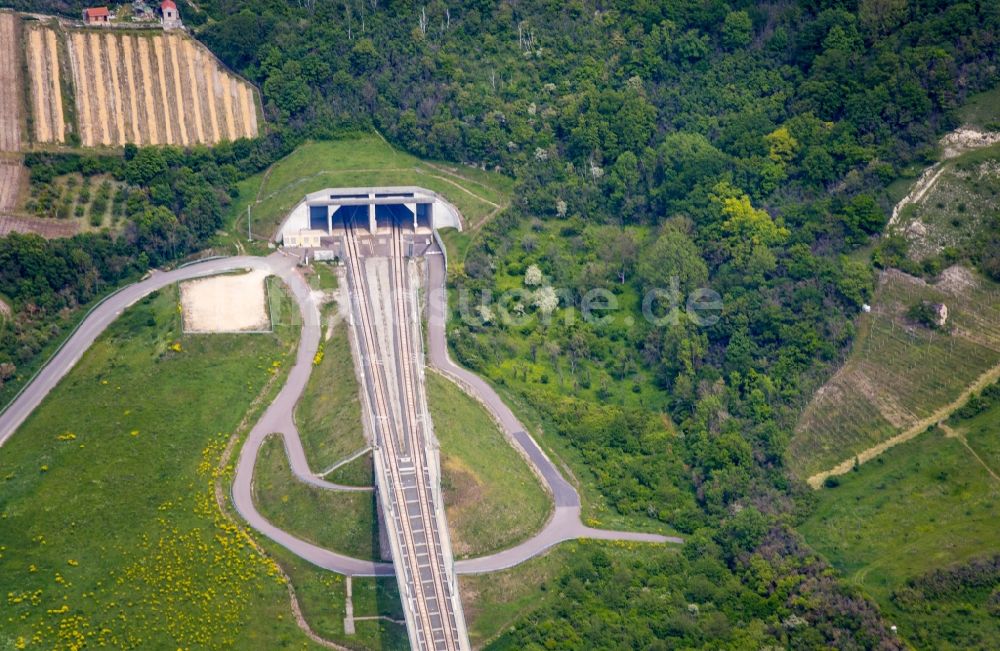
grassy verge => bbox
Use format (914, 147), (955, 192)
(264, 543), (408, 651)
(295, 319), (366, 473)
(252, 434), (379, 561)
(438, 227), (473, 265)
(256, 367), (552, 560)
(427, 371), (550, 558)
(799, 413), (1000, 649)
(488, 379), (681, 536)
(0, 285), (318, 649)
(225, 137), (512, 240)
(324, 451), (373, 487)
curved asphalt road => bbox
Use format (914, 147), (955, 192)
(0, 248), (678, 580)
(423, 251), (680, 574)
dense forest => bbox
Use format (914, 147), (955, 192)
(2, 0), (999, 648)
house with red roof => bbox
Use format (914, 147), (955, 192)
(81, 7), (110, 25)
(160, 0), (182, 29)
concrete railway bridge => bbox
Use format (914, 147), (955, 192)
(280, 187), (471, 650)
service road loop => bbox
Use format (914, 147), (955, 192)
(0, 242), (680, 586)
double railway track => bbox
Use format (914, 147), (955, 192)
(342, 216), (465, 650)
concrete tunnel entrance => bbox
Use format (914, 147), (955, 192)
(278, 186), (458, 248)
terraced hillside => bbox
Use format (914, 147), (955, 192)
(25, 24), (66, 144)
(0, 12), (22, 153)
(791, 266), (1000, 479)
(65, 29), (259, 147)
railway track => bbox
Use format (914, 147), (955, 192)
(342, 216), (465, 650)
(388, 216), (463, 650)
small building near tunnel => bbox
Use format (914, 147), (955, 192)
(275, 186), (463, 248)
(283, 229), (325, 248)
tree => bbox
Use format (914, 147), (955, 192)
(599, 228), (638, 284)
(533, 285), (558, 315)
(524, 264), (543, 286)
(636, 225), (708, 295)
(263, 62), (311, 116)
(124, 148), (167, 186)
(722, 10), (752, 49)
(764, 127), (798, 166)
(350, 38), (379, 73)
(714, 184), (788, 270)
(859, 0), (908, 38)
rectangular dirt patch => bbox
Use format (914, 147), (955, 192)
(180, 270), (271, 333)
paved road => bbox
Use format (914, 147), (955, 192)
(227, 253), (392, 577)
(423, 247), (680, 574)
(0, 255), (282, 447)
(0, 247), (679, 581)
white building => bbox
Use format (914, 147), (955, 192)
(160, 0), (181, 29)
(276, 186), (463, 248)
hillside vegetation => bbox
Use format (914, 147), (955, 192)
(800, 381), (1000, 650)
(791, 266), (1000, 478)
(231, 136), (512, 239)
(0, 284), (318, 649)
(1, 0), (1000, 647)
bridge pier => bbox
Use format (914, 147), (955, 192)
(368, 194), (377, 232)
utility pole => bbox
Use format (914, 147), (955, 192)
(247, 205), (252, 241)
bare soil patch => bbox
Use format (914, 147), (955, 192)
(44, 28), (64, 142)
(0, 12), (23, 152)
(104, 34), (127, 145)
(28, 28), (51, 143)
(87, 32), (111, 145)
(57, 28), (258, 147)
(180, 270), (271, 333)
(0, 160), (25, 213)
(67, 32), (94, 146)
(0, 214), (79, 238)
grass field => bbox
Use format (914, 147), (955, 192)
(268, 543), (408, 650)
(957, 84), (1000, 130)
(252, 434), (379, 561)
(0, 284), (324, 649)
(324, 450), (374, 487)
(295, 319), (367, 473)
(228, 137), (513, 241)
(790, 266), (1000, 478)
(800, 405), (1000, 650)
(427, 371), (550, 558)
(958, 397), (1000, 479)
